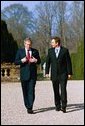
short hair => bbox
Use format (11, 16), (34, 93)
(24, 37), (32, 44)
(51, 36), (61, 45)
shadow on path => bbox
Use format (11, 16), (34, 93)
(34, 103), (84, 114)
(34, 106), (55, 114)
(66, 103), (84, 113)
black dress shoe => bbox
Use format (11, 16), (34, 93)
(55, 107), (61, 111)
(27, 109), (34, 114)
(61, 108), (66, 113)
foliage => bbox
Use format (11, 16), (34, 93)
(1, 4), (34, 47)
(71, 40), (84, 80)
(1, 20), (18, 63)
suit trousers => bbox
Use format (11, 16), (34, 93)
(52, 75), (67, 109)
(21, 79), (36, 109)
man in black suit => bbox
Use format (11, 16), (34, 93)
(15, 37), (41, 114)
(45, 36), (72, 113)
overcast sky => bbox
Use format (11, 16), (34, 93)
(1, 1), (40, 11)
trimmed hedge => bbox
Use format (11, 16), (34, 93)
(71, 41), (84, 80)
(1, 20), (18, 63)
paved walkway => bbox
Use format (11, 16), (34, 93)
(1, 80), (84, 125)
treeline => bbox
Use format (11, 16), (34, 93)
(1, 1), (84, 79)
(1, 20), (18, 63)
(1, 20), (84, 80)
(1, 1), (84, 55)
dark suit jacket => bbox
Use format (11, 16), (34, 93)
(15, 48), (41, 81)
(45, 46), (72, 81)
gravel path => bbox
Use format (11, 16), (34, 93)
(1, 80), (84, 125)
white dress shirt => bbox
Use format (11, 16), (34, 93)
(25, 48), (32, 58)
(55, 46), (60, 58)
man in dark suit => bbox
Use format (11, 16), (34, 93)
(15, 37), (41, 114)
(45, 36), (72, 113)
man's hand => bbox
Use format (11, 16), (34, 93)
(29, 57), (37, 63)
(68, 75), (72, 79)
(45, 74), (49, 78)
(21, 57), (27, 63)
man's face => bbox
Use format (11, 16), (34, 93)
(50, 39), (58, 48)
(24, 40), (32, 50)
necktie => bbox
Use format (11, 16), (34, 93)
(27, 50), (30, 60)
(55, 49), (58, 57)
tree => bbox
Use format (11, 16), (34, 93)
(1, 4), (34, 47)
(67, 1), (84, 51)
(52, 1), (68, 46)
(1, 20), (18, 63)
(32, 1), (54, 57)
